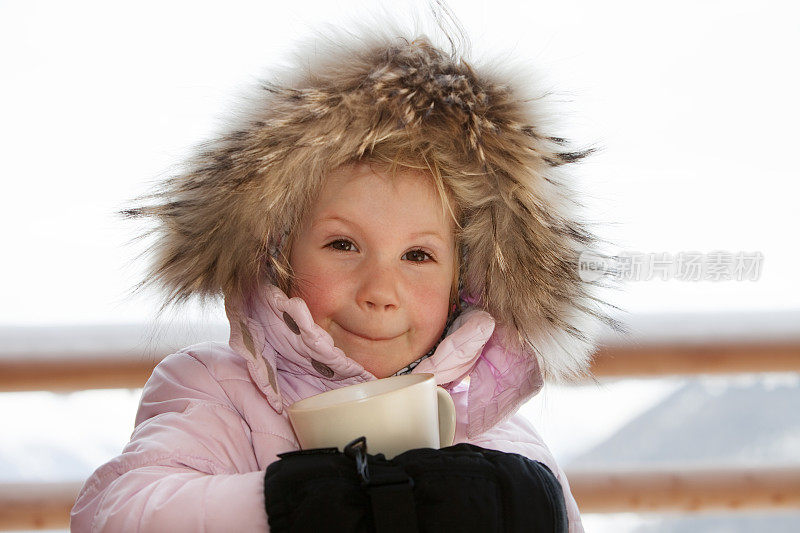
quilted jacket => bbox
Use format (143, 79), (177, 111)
(70, 285), (584, 532)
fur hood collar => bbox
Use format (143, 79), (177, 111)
(126, 22), (617, 382)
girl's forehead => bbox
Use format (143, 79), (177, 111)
(314, 164), (441, 211)
(304, 165), (453, 236)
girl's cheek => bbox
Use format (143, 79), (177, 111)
(411, 281), (451, 326)
(295, 263), (349, 317)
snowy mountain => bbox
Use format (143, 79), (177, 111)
(570, 374), (800, 532)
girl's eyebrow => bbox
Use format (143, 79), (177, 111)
(313, 215), (447, 244)
(407, 230), (447, 243)
(311, 215), (358, 233)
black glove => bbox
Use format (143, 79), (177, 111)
(264, 437), (568, 533)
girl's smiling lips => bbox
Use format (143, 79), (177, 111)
(336, 322), (403, 342)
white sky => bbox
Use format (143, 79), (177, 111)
(1, 0), (799, 325)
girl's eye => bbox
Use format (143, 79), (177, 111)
(403, 249), (433, 262)
(327, 241), (433, 262)
(328, 239), (357, 252)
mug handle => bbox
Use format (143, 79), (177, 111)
(436, 386), (456, 447)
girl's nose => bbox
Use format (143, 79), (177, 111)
(356, 260), (400, 312)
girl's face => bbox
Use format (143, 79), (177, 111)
(288, 163), (456, 378)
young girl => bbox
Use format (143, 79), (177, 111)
(71, 18), (614, 533)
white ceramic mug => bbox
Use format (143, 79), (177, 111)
(287, 373), (456, 459)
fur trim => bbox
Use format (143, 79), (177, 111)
(124, 19), (621, 383)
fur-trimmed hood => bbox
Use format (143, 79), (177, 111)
(126, 22), (617, 382)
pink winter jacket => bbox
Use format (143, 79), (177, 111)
(70, 285), (584, 532)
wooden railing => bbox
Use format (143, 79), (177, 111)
(572, 464), (800, 513)
(3, 465), (800, 531)
(2, 341), (799, 392)
(1, 318), (799, 530)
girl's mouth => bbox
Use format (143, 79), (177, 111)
(337, 323), (402, 342)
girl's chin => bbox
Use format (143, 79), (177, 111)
(327, 325), (432, 377)
(339, 346), (420, 378)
